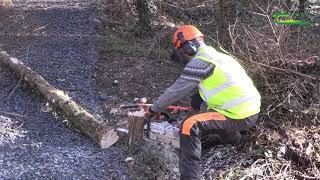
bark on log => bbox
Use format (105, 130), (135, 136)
(127, 110), (145, 152)
(0, 50), (119, 149)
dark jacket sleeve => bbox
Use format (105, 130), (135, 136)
(151, 58), (214, 112)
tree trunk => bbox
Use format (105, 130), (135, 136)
(0, 50), (119, 149)
(285, 0), (292, 11)
(135, 0), (151, 33)
(298, 0), (306, 13)
(218, 0), (236, 47)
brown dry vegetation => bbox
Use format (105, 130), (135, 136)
(95, 0), (320, 179)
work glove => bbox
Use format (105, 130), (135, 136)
(148, 107), (156, 117)
(144, 106), (157, 118)
(145, 106), (165, 122)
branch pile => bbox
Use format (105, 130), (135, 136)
(228, 1), (320, 126)
(224, 1), (320, 178)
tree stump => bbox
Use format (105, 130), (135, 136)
(127, 110), (145, 152)
(0, 50), (119, 149)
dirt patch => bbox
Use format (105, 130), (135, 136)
(93, 34), (187, 123)
(94, 47), (181, 102)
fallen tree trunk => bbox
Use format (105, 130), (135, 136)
(0, 50), (119, 148)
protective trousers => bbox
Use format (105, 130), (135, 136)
(179, 112), (258, 179)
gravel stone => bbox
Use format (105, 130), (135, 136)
(0, 1), (127, 178)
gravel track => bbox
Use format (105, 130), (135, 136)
(0, 1), (127, 179)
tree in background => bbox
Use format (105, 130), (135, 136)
(299, 0), (306, 12)
(217, 0), (237, 47)
(135, 0), (152, 33)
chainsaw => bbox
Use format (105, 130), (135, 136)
(117, 103), (193, 148)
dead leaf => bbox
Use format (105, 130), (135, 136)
(313, 133), (320, 139)
(287, 129), (306, 148)
(306, 142), (314, 156)
(264, 150), (273, 158)
(270, 131), (281, 141)
(293, 136), (306, 148)
(280, 146), (286, 155)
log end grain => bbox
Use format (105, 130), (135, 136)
(128, 110), (146, 152)
(100, 128), (119, 149)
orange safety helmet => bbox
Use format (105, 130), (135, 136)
(172, 25), (204, 49)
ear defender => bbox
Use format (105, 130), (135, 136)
(177, 32), (197, 56)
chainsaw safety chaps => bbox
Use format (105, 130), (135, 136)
(179, 112), (258, 179)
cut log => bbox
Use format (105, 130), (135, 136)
(127, 110), (145, 152)
(0, 50), (119, 149)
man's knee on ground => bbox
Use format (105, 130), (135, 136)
(181, 120), (200, 137)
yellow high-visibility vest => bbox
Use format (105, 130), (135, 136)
(195, 45), (261, 119)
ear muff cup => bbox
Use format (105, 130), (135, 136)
(177, 32), (197, 56)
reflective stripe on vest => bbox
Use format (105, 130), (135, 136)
(220, 95), (259, 109)
(199, 81), (242, 101)
(195, 46), (261, 119)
